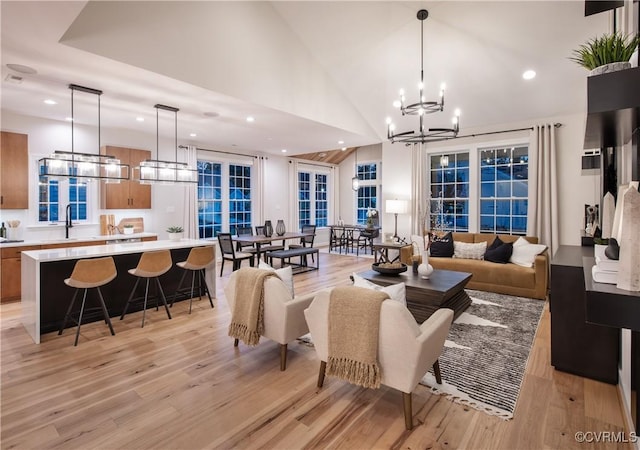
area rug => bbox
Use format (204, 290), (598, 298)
(420, 289), (545, 419)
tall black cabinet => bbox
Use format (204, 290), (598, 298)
(549, 246), (619, 384)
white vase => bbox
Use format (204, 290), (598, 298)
(589, 61), (631, 76)
(417, 251), (434, 279)
(168, 232), (183, 241)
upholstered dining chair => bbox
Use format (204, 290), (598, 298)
(217, 232), (255, 276)
(304, 288), (454, 430)
(235, 226), (258, 255)
(254, 225), (285, 261)
(224, 268), (317, 370)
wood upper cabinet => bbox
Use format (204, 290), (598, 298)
(0, 131), (29, 209)
(100, 146), (151, 209)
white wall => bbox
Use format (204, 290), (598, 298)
(337, 143), (383, 225)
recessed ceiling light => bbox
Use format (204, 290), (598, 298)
(338, 140), (344, 145)
(136, 117), (144, 122)
(341, 147), (347, 151)
(43, 99), (57, 105)
(522, 70), (536, 80)
(6, 64), (37, 74)
(281, 149), (287, 153)
(190, 133), (197, 137)
(246, 116), (255, 123)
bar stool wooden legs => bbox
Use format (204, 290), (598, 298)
(59, 256), (117, 346)
(120, 250), (173, 328)
(170, 246), (215, 314)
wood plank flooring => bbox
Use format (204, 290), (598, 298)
(0, 251), (632, 449)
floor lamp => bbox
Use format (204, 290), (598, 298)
(386, 199), (409, 240)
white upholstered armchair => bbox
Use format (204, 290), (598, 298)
(304, 289), (454, 430)
(224, 269), (317, 371)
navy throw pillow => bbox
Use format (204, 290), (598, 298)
(484, 241), (513, 264)
(486, 236), (504, 251)
(430, 232), (454, 257)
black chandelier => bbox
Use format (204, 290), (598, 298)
(386, 9), (460, 144)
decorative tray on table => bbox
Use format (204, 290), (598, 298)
(372, 262), (407, 275)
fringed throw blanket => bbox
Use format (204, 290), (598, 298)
(228, 267), (278, 346)
(327, 286), (388, 389)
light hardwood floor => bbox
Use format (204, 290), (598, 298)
(0, 251), (632, 449)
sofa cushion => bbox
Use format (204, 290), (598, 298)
(453, 241), (487, 260)
(509, 237), (547, 268)
(430, 257), (536, 289)
(484, 240), (513, 264)
(430, 232), (454, 257)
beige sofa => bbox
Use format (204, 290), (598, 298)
(427, 233), (549, 300)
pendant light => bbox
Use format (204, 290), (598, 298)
(134, 104), (197, 184)
(38, 84), (129, 183)
(352, 148), (360, 191)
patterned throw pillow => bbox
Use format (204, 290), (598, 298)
(429, 232), (454, 257)
(453, 241), (487, 260)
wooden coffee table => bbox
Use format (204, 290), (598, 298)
(357, 268), (473, 323)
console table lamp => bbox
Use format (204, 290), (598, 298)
(386, 199), (409, 239)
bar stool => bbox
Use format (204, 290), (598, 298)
(120, 250), (172, 328)
(59, 256), (117, 346)
(170, 246), (215, 314)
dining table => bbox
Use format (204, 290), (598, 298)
(233, 231), (313, 262)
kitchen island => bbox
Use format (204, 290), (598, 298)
(21, 239), (216, 344)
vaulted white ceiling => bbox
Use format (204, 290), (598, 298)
(1, 1), (608, 155)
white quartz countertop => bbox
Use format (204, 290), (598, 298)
(0, 232), (158, 248)
(22, 239), (215, 262)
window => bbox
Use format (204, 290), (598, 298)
(229, 164), (251, 234)
(38, 165), (87, 222)
(479, 146), (528, 234)
(197, 161), (222, 238)
(354, 161), (380, 225)
(429, 153), (469, 232)
(197, 160), (252, 239)
(427, 143), (529, 235)
(297, 168), (331, 228)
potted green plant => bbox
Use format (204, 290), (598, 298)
(570, 32), (639, 76)
(122, 224), (135, 235)
(166, 226), (184, 241)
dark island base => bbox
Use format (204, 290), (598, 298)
(39, 247), (207, 335)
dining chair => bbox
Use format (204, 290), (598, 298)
(236, 226), (258, 255)
(288, 224), (317, 263)
(217, 232), (255, 276)
(254, 226), (285, 261)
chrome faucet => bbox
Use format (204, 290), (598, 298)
(65, 204), (73, 238)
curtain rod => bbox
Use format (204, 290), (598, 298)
(178, 145), (258, 159)
(290, 160), (334, 169)
(424, 122), (562, 143)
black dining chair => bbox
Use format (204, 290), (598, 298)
(254, 225), (285, 261)
(357, 217), (380, 256)
(288, 224), (317, 262)
(236, 226), (258, 255)
(217, 233), (255, 276)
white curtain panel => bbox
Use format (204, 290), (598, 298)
(183, 145), (198, 239)
(527, 124), (559, 255)
(411, 143), (427, 235)
(255, 156), (266, 226)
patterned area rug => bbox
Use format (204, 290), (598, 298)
(420, 289), (545, 419)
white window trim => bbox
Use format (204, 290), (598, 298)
(296, 165), (333, 228)
(353, 159), (381, 224)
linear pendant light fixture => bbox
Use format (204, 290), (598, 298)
(135, 104), (197, 184)
(386, 9), (461, 144)
(38, 84), (129, 183)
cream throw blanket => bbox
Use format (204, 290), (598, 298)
(327, 286), (389, 389)
(228, 267), (278, 346)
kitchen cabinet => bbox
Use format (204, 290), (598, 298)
(100, 146), (151, 209)
(0, 240), (108, 303)
(0, 131), (29, 209)
(2, 245), (41, 303)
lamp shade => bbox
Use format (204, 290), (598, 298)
(386, 199), (409, 214)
